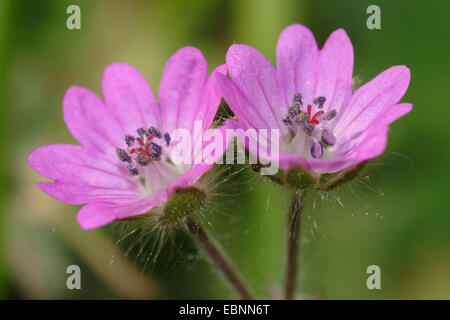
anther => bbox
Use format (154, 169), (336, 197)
(164, 132), (171, 147)
(126, 164), (139, 176)
(321, 129), (336, 146)
(124, 134), (135, 147)
(313, 96), (326, 108)
(136, 154), (150, 166)
(310, 141), (324, 159)
(137, 128), (148, 139)
(288, 104), (301, 117)
(323, 109), (337, 121)
(116, 148), (131, 163)
(148, 126), (162, 138)
(150, 142), (162, 160)
(293, 93), (303, 107)
(283, 117), (293, 126)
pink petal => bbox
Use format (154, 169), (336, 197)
(276, 24), (318, 109)
(168, 124), (233, 194)
(77, 202), (117, 230)
(314, 29), (353, 113)
(308, 125), (393, 174)
(375, 102), (413, 129)
(226, 44), (285, 130)
(353, 126), (389, 163)
(159, 47), (208, 133)
(277, 152), (312, 173)
(102, 62), (161, 135)
(167, 164), (213, 193)
(334, 65), (411, 139)
(195, 64), (227, 132)
(77, 189), (169, 230)
(336, 102), (412, 155)
(63, 86), (124, 153)
(35, 181), (138, 205)
(215, 73), (272, 130)
(223, 118), (281, 156)
(29, 144), (138, 191)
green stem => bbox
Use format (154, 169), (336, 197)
(284, 189), (307, 300)
(186, 218), (253, 300)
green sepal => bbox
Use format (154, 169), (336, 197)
(316, 162), (366, 191)
(160, 187), (206, 228)
(286, 166), (315, 190)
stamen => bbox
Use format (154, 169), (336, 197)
(117, 126), (169, 177)
(288, 104), (300, 117)
(293, 93), (303, 107)
(137, 128), (148, 139)
(310, 141), (324, 159)
(136, 154), (150, 166)
(280, 94), (337, 160)
(126, 164), (139, 176)
(116, 148), (131, 163)
(283, 117), (293, 126)
(321, 129), (336, 146)
(164, 133), (171, 147)
(313, 96), (326, 108)
(125, 134), (135, 147)
(323, 109), (337, 121)
(148, 126), (162, 138)
(150, 142), (162, 161)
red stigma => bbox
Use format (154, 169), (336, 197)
(306, 105), (324, 125)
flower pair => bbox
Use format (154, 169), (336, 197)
(29, 24), (412, 230)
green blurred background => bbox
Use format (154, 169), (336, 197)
(1, 0), (449, 299)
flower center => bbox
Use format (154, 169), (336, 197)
(282, 93), (337, 159)
(115, 126), (171, 176)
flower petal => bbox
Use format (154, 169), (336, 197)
(215, 73), (270, 129)
(314, 29), (353, 113)
(334, 65), (411, 138)
(167, 164), (213, 193)
(336, 102), (412, 155)
(308, 126), (391, 174)
(195, 64), (227, 132)
(226, 44), (285, 130)
(102, 62), (161, 135)
(277, 152), (312, 173)
(375, 102), (413, 129)
(276, 24), (318, 109)
(29, 144), (137, 191)
(35, 181), (138, 205)
(77, 202), (117, 230)
(77, 189), (169, 230)
(159, 47), (208, 133)
(63, 86), (124, 152)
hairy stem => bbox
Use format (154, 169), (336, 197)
(284, 189), (307, 300)
(186, 218), (253, 300)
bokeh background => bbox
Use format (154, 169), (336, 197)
(1, 0), (449, 299)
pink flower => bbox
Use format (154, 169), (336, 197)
(29, 47), (226, 229)
(216, 24), (412, 176)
